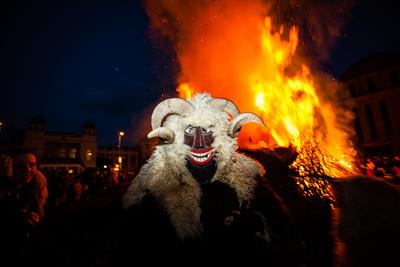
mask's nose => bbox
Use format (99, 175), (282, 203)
(193, 127), (205, 148)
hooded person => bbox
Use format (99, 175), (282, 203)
(113, 94), (302, 265)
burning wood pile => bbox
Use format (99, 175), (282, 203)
(240, 142), (335, 207)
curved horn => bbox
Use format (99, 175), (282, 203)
(147, 127), (175, 144)
(151, 98), (194, 129)
(209, 98), (240, 117)
(228, 113), (265, 137)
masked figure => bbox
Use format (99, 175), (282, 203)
(116, 94), (301, 265)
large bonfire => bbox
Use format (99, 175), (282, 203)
(144, 0), (358, 204)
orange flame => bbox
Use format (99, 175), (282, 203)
(177, 82), (193, 100)
(175, 25), (355, 178)
(146, 1), (357, 178)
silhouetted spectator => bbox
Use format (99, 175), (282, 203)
(0, 149), (48, 264)
(365, 158), (375, 176)
(392, 156), (400, 184)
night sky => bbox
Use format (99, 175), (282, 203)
(1, 0), (399, 146)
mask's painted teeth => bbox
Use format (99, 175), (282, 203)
(189, 150), (214, 165)
(191, 151), (212, 162)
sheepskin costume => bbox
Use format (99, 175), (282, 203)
(123, 93), (267, 240)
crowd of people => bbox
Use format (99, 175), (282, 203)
(359, 155), (400, 182)
(43, 166), (134, 210)
(0, 148), (134, 266)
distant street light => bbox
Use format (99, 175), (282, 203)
(117, 130), (125, 172)
(118, 131), (125, 148)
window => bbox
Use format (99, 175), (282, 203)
(86, 149), (93, 161)
(58, 148), (67, 158)
(349, 83), (356, 98)
(84, 129), (95, 135)
(379, 102), (393, 137)
(366, 77), (376, 93)
(69, 148), (77, 158)
(353, 109), (364, 144)
(365, 105), (378, 141)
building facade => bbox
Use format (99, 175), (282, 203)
(340, 52), (400, 156)
(22, 118), (97, 173)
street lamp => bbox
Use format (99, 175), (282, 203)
(117, 131), (125, 172)
(118, 131), (125, 148)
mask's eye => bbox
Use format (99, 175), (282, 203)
(184, 125), (195, 135)
(201, 128), (212, 134)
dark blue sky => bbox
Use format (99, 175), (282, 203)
(326, 0), (400, 76)
(1, 0), (399, 145)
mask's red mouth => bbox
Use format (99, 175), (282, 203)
(189, 147), (214, 165)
